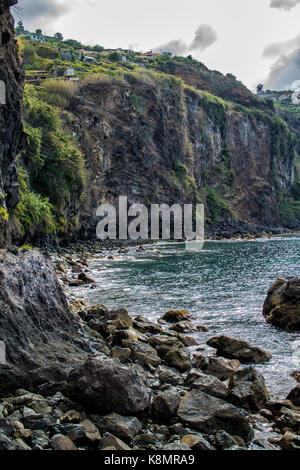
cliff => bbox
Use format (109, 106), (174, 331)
(61, 75), (296, 239)
(0, 0), (25, 247)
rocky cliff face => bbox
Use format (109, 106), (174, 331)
(64, 77), (296, 238)
(0, 0), (25, 247)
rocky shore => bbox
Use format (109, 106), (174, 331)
(0, 246), (299, 451)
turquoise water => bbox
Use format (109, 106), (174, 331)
(75, 235), (300, 397)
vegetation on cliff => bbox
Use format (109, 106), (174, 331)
(12, 34), (300, 242)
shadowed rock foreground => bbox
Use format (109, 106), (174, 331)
(0, 249), (299, 451)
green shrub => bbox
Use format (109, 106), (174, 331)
(206, 187), (235, 222)
(14, 167), (56, 235)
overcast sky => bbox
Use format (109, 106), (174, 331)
(13, 0), (300, 90)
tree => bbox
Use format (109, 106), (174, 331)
(15, 21), (24, 36)
(36, 29), (42, 35)
(54, 32), (63, 42)
(108, 51), (121, 62)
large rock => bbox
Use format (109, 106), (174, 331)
(195, 354), (240, 381)
(164, 349), (192, 372)
(148, 334), (185, 359)
(263, 277), (300, 331)
(177, 390), (253, 443)
(228, 367), (269, 412)
(122, 340), (161, 367)
(207, 336), (271, 364)
(286, 384), (300, 406)
(66, 357), (151, 415)
(162, 310), (190, 323)
(185, 370), (228, 400)
(0, 251), (90, 369)
(152, 387), (181, 421)
(99, 413), (142, 443)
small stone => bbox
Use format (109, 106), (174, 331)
(99, 413), (142, 442)
(14, 438), (31, 450)
(50, 434), (77, 451)
(80, 419), (101, 443)
(163, 441), (191, 450)
(181, 434), (215, 450)
(99, 432), (130, 450)
(162, 310), (190, 323)
(111, 347), (131, 363)
(286, 384), (300, 406)
(60, 410), (81, 424)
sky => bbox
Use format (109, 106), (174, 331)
(12, 0), (300, 91)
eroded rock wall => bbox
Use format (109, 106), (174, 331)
(0, 0), (25, 247)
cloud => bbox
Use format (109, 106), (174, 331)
(264, 47), (300, 90)
(189, 24), (217, 53)
(270, 0), (300, 11)
(263, 32), (300, 58)
(15, 0), (71, 29)
(154, 24), (217, 56)
(154, 39), (189, 56)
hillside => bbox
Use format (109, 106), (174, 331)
(4, 31), (300, 244)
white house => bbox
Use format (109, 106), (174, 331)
(27, 32), (46, 43)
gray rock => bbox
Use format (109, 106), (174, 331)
(207, 336), (271, 364)
(163, 441), (191, 450)
(0, 430), (15, 450)
(99, 413), (142, 442)
(185, 370), (228, 399)
(67, 357), (151, 415)
(152, 387), (181, 421)
(122, 340), (161, 367)
(228, 367), (269, 412)
(177, 390), (254, 443)
(158, 366), (184, 386)
(164, 349), (192, 372)
(99, 432), (131, 450)
(263, 277), (300, 331)
(286, 384), (300, 406)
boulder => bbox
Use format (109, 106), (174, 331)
(276, 407), (300, 433)
(228, 367), (269, 412)
(180, 434), (215, 450)
(158, 366), (184, 386)
(99, 432), (131, 450)
(0, 251), (91, 370)
(50, 434), (77, 450)
(286, 384), (300, 406)
(279, 432), (300, 451)
(111, 347), (131, 363)
(207, 336), (271, 364)
(177, 390), (254, 443)
(148, 334), (185, 359)
(80, 419), (101, 443)
(107, 308), (133, 329)
(170, 321), (196, 333)
(164, 349), (192, 372)
(152, 387), (181, 421)
(162, 310), (190, 323)
(263, 277), (300, 331)
(185, 370), (228, 400)
(122, 340), (161, 367)
(198, 355), (240, 381)
(99, 413), (142, 443)
(66, 357), (151, 415)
